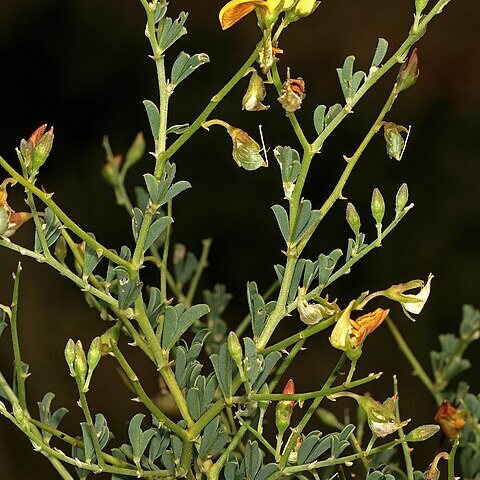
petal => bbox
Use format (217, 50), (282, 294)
(219, 0), (265, 30)
(403, 273), (433, 315)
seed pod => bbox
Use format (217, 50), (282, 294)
(405, 424), (440, 442)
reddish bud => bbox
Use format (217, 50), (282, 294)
(397, 49), (419, 93)
(282, 379), (295, 407)
(29, 124), (47, 146)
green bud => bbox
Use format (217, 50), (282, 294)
(228, 331), (245, 381)
(346, 202), (361, 236)
(383, 122), (409, 161)
(415, 0), (429, 15)
(371, 188), (385, 225)
(405, 424), (440, 442)
(395, 183), (409, 214)
(12, 402), (28, 428)
(87, 337), (101, 372)
(124, 132), (145, 170)
(242, 69), (269, 112)
(278, 75), (306, 114)
(54, 236), (68, 264)
(74, 340), (88, 383)
(258, 384), (270, 412)
(19, 139), (33, 169)
(396, 49), (419, 93)
(64, 338), (76, 376)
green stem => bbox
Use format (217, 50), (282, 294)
(237, 417), (276, 457)
(10, 262), (26, 410)
(448, 437), (459, 480)
(111, 343), (187, 439)
(48, 458), (75, 480)
(185, 238), (212, 307)
(26, 190), (51, 259)
(261, 316), (335, 355)
(386, 317), (442, 405)
(75, 378), (106, 468)
(394, 376), (413, 480)
(248, 372), (381, 403)
(0, 156), (131, 272)
(279, 354), (347, 469)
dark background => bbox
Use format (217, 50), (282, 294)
(0, 1), (479, 478)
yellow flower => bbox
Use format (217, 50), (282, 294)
(219, 0), (295, 30)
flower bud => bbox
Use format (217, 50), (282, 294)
(101, 155), (122, 187)
(64, 338), (76, 376)
(396, 49), (419, 93)
(22, 125), (54, 175)
(275, 379), (295, 436)
(278, 76), (306, 113)
(371, 188), (385, 225)
(74, 340), (88, 384)
(87, 337), (101, 372)
(405, 424), (440, 442)
(242, 69), (269, 112)
(383, 122), (410, 161)
(297, 287), (337, 325)
(124, 132), (145, 170)
(13, 402), (28, 429)
(285, 0), (320, 23)
(395, 183), (409, 214)
(434, 400), (466, 440)
(346, 202), (361, 236)
(228, 331), (245, 381)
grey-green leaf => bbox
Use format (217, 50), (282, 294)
(143, 100), (160, 142)
(159, 12), (188, 52)
(313, 105), (326, 135)
(272, 204), (289, 242)
(144, 216), (173, 252)
(371, 38), (389, 69)
(166, 123), (190, 135)
(170, 52), (210, 90)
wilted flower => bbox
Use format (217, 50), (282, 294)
(434, 400), (466, 440)
(329, 301), (389, 356)
(203, 119), (267, 171)
(329, 392), (410, 438)
(278, 74), (306, 113)
(297, 287), (338, 325)
(383, 273), (433, 321)
(0, 178), (33, 240)
(382, 122), (410, 161)
(242, 69), (269, 111)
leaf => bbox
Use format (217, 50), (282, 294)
(210, 342), (235, 399)
(161, 181), (192, 206)
(158, 12), (188, 52)
(271, 204), (289, 242)
(325, 103), (343, 127)
(247, 282), (266, 339)
(252, 351), (281, 391)
(161, 304), (210, 350)
(128, 414), (156, 467)
(0, 310), (6, 340)
(243, 441), (262, 480)
(114, 267), (143, 309)
(37, 392), (69, 444)
(146, 287), (164, 328)
(170, 52), (210, 91)
(143, 100), (160, 142)
(83, 233), (102, 279)
(143, 216), (173, 252)
(313, 105), (326, 135)
(371, 38), (389, 70)
(318, 248), (343, 286)
(34, 208), (61, 253)
(256, 464), (279, 480)
(144, 173), (161, 204)
(166, 123), (190, 135)
(199, 417), (229, 459)
(132, 208), (143, 241)
(80, 422), (96, 464)
(293, 200), (312, 241)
